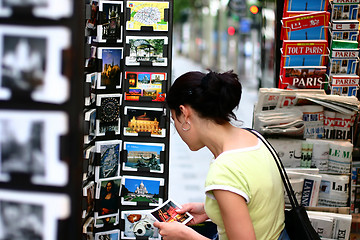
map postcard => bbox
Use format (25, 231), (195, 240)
(97, 1), (123, 43)
(150, 199), (193, 225)
(97, 47), (123, 89)
(95, 140), (122, 182)
(125, 71), (166, 102)
(121, 209), (160, 239)
(95, 94), (122, 136)
(0, 189), (70, 240)
(125, 36), (168, 66)
(123, 106), (166, 138)
(126, 1), (169, 31)
(0, 110), (68, 186)
(0, 25), (70, 104)
(123, 141), (164, 173)
(121, 175), (164, 207)
(0, 0), (73, 19)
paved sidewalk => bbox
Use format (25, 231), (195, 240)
(168, 55), (259, 205)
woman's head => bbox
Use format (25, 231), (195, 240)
(166, 70), (242, 124)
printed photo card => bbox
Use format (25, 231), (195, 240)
(86, 0), (99, 36)
(126, 1), (169, 32)
(95, 229), (120, 240)
(123, 141), (165, 173)
(82, 216), (94, 240)
(150, 199), (193, 225)
(83, 181), (95, 219)
(125, 36), (168, 66)
(0, 25), (71, 104)
(121, 209), (160, 239)
(95, 140), (122, 182)
(97, 47), (123, 89)
(124, 106), (166, 138)
(94, 213), (119, 228)
(0, 0), (73, 19)
(85, 72), (97, 106)
(124, 71), (167, 102)
(121, 175), (164, 207)
(83, 145), (95, 181)
(97, 0), (123, 43)
(0, 110), (68, 186)
(84, 108), (96, 144)
(95, 177), (122, 221)
(0, 189), (70, 240)
(96, 94), (122, 137)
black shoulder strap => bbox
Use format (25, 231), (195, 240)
(244, 128), (300, 208)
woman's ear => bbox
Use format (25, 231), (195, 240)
(179, 105), (191, 121)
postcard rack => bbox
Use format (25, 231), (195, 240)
(0, 1), (85, 240)
(82, 1), (173, 239)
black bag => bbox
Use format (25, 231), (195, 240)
(246, 129), (321, 240)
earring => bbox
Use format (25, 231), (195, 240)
(181, 121), (191, 131)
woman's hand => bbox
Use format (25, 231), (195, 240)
(153, 221), (208, 240)
(177, 202), (208, 226)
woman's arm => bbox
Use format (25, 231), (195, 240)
(213, 190), (256, 240)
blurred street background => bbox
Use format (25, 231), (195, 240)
(168, 0), (276, 204)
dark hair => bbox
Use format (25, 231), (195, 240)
(166, 70), (242, 124)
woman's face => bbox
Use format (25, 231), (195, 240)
(106, 182), (112, 192)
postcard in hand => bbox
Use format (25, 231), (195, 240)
(150, 199), (193, 225)
(279, 66), (328, 89)
(125, 36), (168, 66)
(281, 11), (330, 40)
(123, 141), (164, 173)
(124, 106), (166, 138)
(97, 47), (123, 89)
(280, 40), (328, 68)
(331, 0), (359, 21)
(125, 71), (166, 102)
(97, 1), (123, 43)
(126, 1), (169, 31)
(121, 175), (164, 206)
(121, 210), (160, 239)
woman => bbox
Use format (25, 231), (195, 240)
(100, 180), (118, 216)
(153, 70), (288, 240)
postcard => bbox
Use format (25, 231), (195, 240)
(97, 47), (123, 89)
(0, 189), (70, 240)
(0, 110), (68, 186)
(0, 25), (70, 103)
(121, 209), (160, 239)
(126, 1), (169, 31)
(121, 175), (164, 206)
(283, 0), (329, 12)
(84, 109), (96, 144)
(95, 229), (120, 240)
(94, 212), (119, 228)
(95, 177), (122, 219)
(125, 36), (168, 66)
(83, 145), (95, 181)
(331, 1), (359, 21)
(123, 141), (164, 173)
(83, 181), (95, 219)
(95, 140), (122, 182)
(0, 0), (73, 19)
(279, 66), (328, 89)
(150, 199), (193, 225)
(86, 0), (99, 36)
(97, 1), (123, 43)
(85, 72), (97, 106)
(82, 216), (94, 236)
(123, 106), (166, 138)
(125, 71), (166, 102)
(96, 94), (122, 136)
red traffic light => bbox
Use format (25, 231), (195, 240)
(249, 5), (259, 14)
(227, 26), (236, 36)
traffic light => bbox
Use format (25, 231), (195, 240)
(227, 26), (236, 36)
(249, 5), (259, 15)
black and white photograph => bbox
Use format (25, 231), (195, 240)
(0, 110), (68, 186)
(125, 36), (168, 66)
(96, 94), (122, 136)
(97, 0), (123, 43)
(0, 25), (70, 103)
(95, 140), (122, 182)
(121, 210), (160, 240)
(121, 175), (164, 206)
(123, 106), (166, 138)
(0, 189), (70, 240)
(0, 0), (73, 19)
